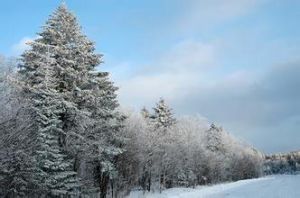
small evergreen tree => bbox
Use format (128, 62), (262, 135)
(151, 98), (176, 130)
(206, 123), (225, 153)
(141, 107), (150, 119)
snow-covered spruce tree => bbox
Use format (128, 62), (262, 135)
(150, 98), (176, 130)
(19, 4), (125, 197)
(205, 123), (225, 153)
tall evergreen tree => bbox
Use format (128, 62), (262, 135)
(18, 3), (124, 197)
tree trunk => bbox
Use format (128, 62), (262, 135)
(110, 180), (114, 198)
(100, 172), (109, 198)
(147, 170), (151, 192)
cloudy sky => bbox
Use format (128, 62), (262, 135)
(1, 0), (300, 153)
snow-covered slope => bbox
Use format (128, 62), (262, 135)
(127, 174), (300, 198)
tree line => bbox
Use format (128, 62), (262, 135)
(264, 151), (300, 175)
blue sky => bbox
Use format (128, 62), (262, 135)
(1, 0), (300, 153)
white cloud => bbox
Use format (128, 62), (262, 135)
(112, 0), (268, 109)
(11, 37), (34, 55)
(177, 0), (264, 33)
(115, 39), (258, 110)
(160, 40), (216, 72)
(116, 39), (218, 108)
(118, 73), (197, 108)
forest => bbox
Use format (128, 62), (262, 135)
(0, 4), (267, 198)
(264, 151), (300, 175)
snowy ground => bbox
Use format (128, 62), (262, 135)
(127, 174), (300, 198)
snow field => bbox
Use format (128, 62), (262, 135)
(127, 174), (300, 198)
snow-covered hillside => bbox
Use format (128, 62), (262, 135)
(127, 174), (300, 198)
